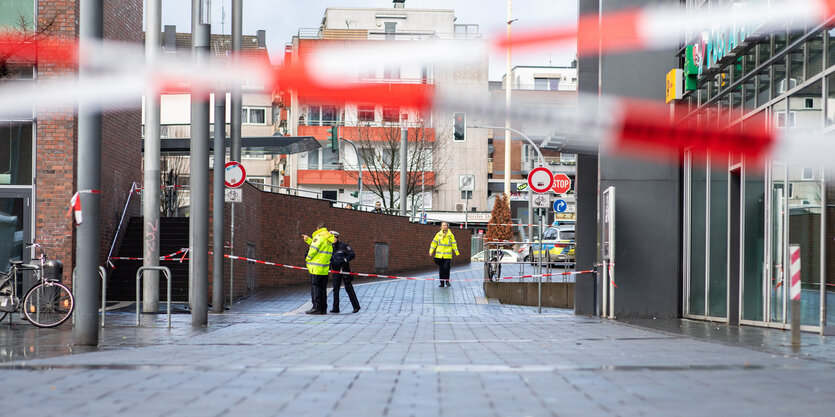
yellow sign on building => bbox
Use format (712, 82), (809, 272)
(666, 69), (683, 103)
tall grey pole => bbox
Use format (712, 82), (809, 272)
(504, 0), (513, 197)
(74, 0), (103, 346)
(143, 0), (162, 314)
(191, 14), (210, 325)
(230, 0), (242, 161)
(212, 91), (226, 313)
(400, 127), (407, 216)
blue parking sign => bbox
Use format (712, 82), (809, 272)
(553, 199), (568, 213)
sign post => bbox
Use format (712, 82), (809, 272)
(551, 173), (572, 194)
(224, 161), (246, 309)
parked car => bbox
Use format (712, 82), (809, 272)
(530, 226), (575, 266)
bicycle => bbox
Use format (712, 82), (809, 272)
(0, 242), (74, 328)
(487, 249), (504, 281)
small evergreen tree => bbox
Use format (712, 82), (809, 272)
(485, 193), (513, 248)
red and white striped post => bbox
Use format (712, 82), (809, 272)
(790, 245), (801, 348)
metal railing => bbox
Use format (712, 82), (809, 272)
(136, 266), (172, 328)
(482, 240), (576, 313)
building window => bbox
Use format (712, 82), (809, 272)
(358, 105), (375, 122)
(383, 64), (400, 79)
(534, 77), (560, 90)
(242, 107), (267, 124)
(384, 22), (396, 40)
(382, 106), (399, 123)
(306, 105), (338, 126)
(248, 176), (267, 191)
(801, 166), (814, 180)
(0, 121), (33, 185)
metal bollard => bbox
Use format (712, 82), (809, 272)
(136, 266), (172, 328)
(72, 266), (107, 327)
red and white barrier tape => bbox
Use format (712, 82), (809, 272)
(108, 248), (188, 262)
(220, 252), (593, 282)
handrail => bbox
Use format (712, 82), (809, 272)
(136, 266), (172, 328)
(107, 182), (139, 268)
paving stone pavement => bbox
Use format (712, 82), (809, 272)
(1, 263), (835, 416)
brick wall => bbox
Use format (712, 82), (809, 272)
(99, 0), (143, 269)
(34, 0), (142, 285)
(208, 181), (472, 299)
(36, 1), (79, 282)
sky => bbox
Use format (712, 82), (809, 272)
(158, 0), (578, 81)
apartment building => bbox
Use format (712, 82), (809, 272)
(281, 0), (489, 212)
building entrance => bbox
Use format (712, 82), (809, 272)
(0, 190), (31, 273)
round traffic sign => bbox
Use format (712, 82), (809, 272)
(553, 199), (568, 213)
(224, 161), (246, 188)
(552, 173), (572, 194)
(528, 167), (553, 194)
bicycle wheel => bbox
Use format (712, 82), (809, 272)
(23, 281), (74, 328)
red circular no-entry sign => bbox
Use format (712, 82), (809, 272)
(224, 161), (246, 188)
(528, 167), (554, 194)
(552, 173), (572, 194)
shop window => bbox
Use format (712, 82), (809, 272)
(757, 71), (771, 108)
(829, 28), (835, 67)
(788, 46), (805, 87)
(827, 73), (835, 126)
(773, 56), (787, 97)
(807, 31), (824, 79)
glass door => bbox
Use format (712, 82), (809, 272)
(0, 189), (31, 278)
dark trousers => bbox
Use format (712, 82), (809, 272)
(310, 274), (328, 312)
(434, 258), (451, 284)
(332, 268), (360, 311)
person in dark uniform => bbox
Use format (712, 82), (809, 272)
(329, 231), (361, 313)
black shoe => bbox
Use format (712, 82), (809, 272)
(305, 309), (318, 315)
(330, 309), (340, 313)
(446, 282), (452, 287)
(438, 283), (444, 287)
(352, 307), (361, 313)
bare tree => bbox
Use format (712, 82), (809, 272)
(345, 121), (450, 212)
(0, 12), (57, 79)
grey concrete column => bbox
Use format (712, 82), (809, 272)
(574, 154), (598, 316)
(143, 0), (162, 314)
(212, 91), (226, 313)
(191, 14), (210, 325)
(230, 0), (242, 162)
(73, 0), (103, 346)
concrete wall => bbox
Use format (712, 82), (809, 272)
(484, 282), (574, 309)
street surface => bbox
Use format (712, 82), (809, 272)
(1, 263), (834, 416)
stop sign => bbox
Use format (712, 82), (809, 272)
(552, 173), (572, 194)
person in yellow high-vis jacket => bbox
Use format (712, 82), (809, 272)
(429, 221), (459, 287)
(302, 222), (335, 314)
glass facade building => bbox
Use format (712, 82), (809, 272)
(680, 0), (834, 333)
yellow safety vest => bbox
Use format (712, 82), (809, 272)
(430, 230), (459, 259)
(304, 228), (334, 275)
